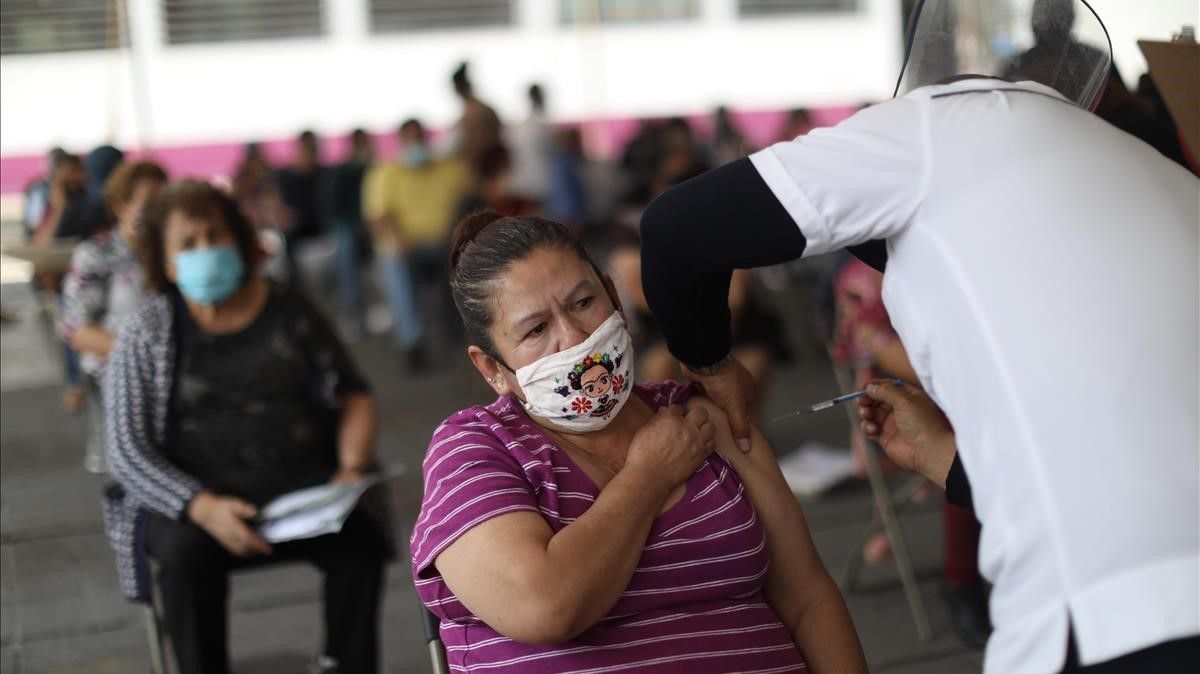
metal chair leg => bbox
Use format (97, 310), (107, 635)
(862, 439), (934, 642)
(839, 509), (879, 591)
(428, 639), (450, 674)
(144, 605), (167, 674)
(144, 560), (176, 674)
(830, 364), (933, 642)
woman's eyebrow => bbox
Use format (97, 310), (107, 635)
(512, 309), (551, 332)
(511, 279), (595, 330)
(561, 279), (593, 302)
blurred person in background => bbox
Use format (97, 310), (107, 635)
(1002, 0), (1107, 100)
(232, 143), (291, 282)
(85, 144), (125, 203)
(411, 210), (867, 673)
(35, 153), (105, 244)
(62, 160), (167, 473)
(21, 147), (67, 238)
(614, 117), (713, 232)
(32, 152), (105, 413)
(231, 142), (289, 232)
(276, 130), (329, 284)
(609, 250), (788, 416)
(103, 180), (387, 674)
(545, 127), (590, 231)
(331, 129), (375, 339)
(1094, 67), (1192, 171)
(451, 62), (502, 176)
(1135, 73), (1198, 172)
(619, 120), (666, 210)
(1135, 73), (1179, 137)
(712, 105), (749, 165)
(826, 253), (989, 648)
(654, 117), (711, 194)
(456, 144), (540, 219)
(776, 108), (814, 143)
(508, 83), (554, 205)
(363, 119), (471, 370)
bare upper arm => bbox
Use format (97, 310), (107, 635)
(684, 397), (791, 501)
(685, 397), (834, 627)
(432, 510), (564, 643)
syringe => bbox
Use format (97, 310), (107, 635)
(772, 379), (904, 422)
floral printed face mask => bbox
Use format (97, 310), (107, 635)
(514, 312), (634, 432)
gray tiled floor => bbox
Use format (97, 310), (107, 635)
(0, 279), (983, 673)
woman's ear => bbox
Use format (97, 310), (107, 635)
(468, 345), (513, 396)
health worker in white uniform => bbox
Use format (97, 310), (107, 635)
(637, 1), (1199, 672)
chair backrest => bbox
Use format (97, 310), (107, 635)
(420, 602), (450, 674)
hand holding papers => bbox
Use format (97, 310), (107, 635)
(256, 465), (403, 543)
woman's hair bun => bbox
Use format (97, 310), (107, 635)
(449, 209), (504, 272)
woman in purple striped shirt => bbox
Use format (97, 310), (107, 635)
(410, 211), (866, 673)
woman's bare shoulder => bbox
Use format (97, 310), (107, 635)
(685, 396), (776, 478)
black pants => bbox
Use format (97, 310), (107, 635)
(145, 509), (386, 674)
(1063, 631), (1200, 673)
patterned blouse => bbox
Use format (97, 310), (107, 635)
(830, 256), (897, 388)
(411, 381), (807, 673)
(61, 230), (144, 375)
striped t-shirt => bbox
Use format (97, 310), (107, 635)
(410, 381), (807, 673)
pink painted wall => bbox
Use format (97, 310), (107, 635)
(0, 106), (858, 196)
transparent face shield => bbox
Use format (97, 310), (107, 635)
(895, 0), (1113, 109)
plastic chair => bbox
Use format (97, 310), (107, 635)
(830, 365), (933, 642)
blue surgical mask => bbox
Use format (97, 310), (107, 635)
(404, 144), (431, 167)
(174, 246), (245, 306)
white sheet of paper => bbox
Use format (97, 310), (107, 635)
(257, 483), (365, 543)
(255, 465), (404, 543)
(778, 441), (856, 498)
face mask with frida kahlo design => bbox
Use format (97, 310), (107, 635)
(514, 312), (634, 432)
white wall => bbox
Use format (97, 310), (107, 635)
(0, 0), (903, 155)
(9, 0), (1188, 157)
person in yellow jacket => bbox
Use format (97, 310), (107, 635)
(363, 119), (471, 370)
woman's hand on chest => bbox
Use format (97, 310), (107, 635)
(624, 404), (717, 491)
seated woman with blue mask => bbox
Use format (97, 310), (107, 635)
(102, 180), (388, 674)
(410, 211), (868, 673)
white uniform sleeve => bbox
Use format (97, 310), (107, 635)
(749, 95), (929, 257)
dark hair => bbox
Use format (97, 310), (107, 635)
(104, 160), (167, 211)
(449, 210), (605, 357)
(665, 117), (693, 136)
(137, 180), (260, 293)
(788, 108), (812, 126)
(52, 154), (83, 184)
(298, 131), (319, 160)
(528, 83), (545, 110)
(399, 118), (425, 136)
(452, 62), (472, 95)
(350, 129), (372, 157)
